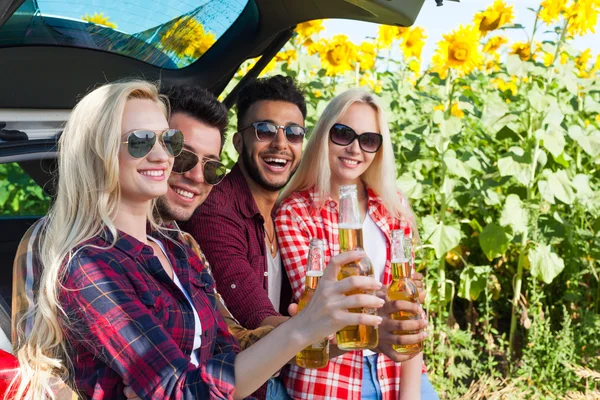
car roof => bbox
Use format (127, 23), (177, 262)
(0, 0), (427, 110)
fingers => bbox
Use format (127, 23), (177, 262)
(411, 272), (424, 282)
(288, 303), (299, 317)
(339, 313), (383, 328)
(380, 300), (422, 316)
(377, 345), (422, 363)
(339, 294), (385, 311)
(323, 251), (366, 280)
(381, 318), (428, 335)
(334, 275), (382, 294)
(123, 386), (139, 399)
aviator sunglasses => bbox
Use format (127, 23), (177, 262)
(122, 129), (184, 158)
(329, 123), (383, 153)
(240, 121), (307, 145)
(172, 149), (227, 185)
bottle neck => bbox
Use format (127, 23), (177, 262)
(339, 225), (364, 252)
(392, 260), (411, 279)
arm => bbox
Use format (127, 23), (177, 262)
(275, 203), (311, 302)
(62, 255), (236, 400)
(188, 205), (279, 329)
(400, 352), (423, 400)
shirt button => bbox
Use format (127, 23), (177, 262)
(264, 271), (269, 276)
(231, 284), (237, 289)
(329, 201), (336, 207)
(380, 375), (384, 380)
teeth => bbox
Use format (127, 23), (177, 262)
(140, 170), (164, 177)
(264, 157), (288, 164)
(341, 158), (359, 165)
(174, 188), (194, 199)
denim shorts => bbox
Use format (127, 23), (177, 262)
(267, 376), (292, 400)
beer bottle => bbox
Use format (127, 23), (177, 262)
(296, 239), (329, 368)
(388, 228), (422, 354)
(336, 184), (379, 350)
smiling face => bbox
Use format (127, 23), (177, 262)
(157, 112), (222, 222)
(234, 100), (304, 192)
(328, 102), (379, 187)
(118, 98), (172, 206)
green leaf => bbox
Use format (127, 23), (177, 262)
(537, 128), (565, 158)
(498, 147), (531, 186)
(573, 174), (593, 199)
(458, 265), (490, 301)
(439, 116), (462, 137)
(443, 151), (471, 179)
(568, 126), (600, 157)
(496, 125), (520, 141)
(542, 101), (564, 129)
(537, 180), (556, 204)
(529, 244), (565, 284)
(479, 223), (512, 261)
(397, 174), (424, 200)
(484, 188), (502, 206)
(548, 170), (575, 204)
(469, 219), (483, 233)
(433, 109), (444, 125)
(500, 194), (528, 234)
(425, 219), (462, 259)
(528, 86), (547, 112)
(506, 54), (530, 78)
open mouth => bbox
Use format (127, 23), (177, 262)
(262, 156), (290, 171)
(139, 170), (165, 180)
(170, 184), (198, 202)
(339, 157), (361, 167)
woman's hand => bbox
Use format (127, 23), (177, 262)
(293, 250), (385, 345)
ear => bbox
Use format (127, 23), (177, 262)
(233, 131), (242, 154)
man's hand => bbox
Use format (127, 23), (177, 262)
(374, 286), (428, 363)
(124, 385), (140, 399)
(412, 272), (427, 304)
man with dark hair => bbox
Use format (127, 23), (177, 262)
(181, 75), (306, 399)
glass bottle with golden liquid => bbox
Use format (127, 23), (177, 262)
(388, 228), (423, 354)
(296, 238), (330, 368)
(336, 184), (379, 350)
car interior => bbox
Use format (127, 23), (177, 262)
(0, 0), (431, 353)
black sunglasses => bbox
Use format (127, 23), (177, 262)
(241, 121), (307, 145)
(122, 129), (184, 158)
(172, 149), (227, 185)
(329, 123), (383, 153)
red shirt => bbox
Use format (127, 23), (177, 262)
(60, 228), (241, 399)
(276, 186), (425, 400)
(182, 163), (292, 330)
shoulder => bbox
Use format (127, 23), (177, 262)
(278, 190), (312, 214)
(65, 236), (129, 278)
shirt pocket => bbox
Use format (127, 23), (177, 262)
(138, 286), (172, 326)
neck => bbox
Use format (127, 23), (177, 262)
(239, 164), (279, 220)
(113, 198), (151, 244)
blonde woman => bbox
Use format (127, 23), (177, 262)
(11, 81), (386, 399)
(276, 89), (433, 400)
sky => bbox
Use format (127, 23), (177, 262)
(324, 0), (600, 67)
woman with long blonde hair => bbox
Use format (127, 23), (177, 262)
(276, 89), (433, 400)
(11, 81), (387, 399)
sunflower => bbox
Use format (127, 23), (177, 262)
(318, 35), (358, 76)
(399, 27), (427, 60)
(161, 16), (216, 59)
(575, 48), (593, 77)
(473, 0), (515, 36)
(82, 12), (117, 29)
(492, 76), (518, 96)
(483, 36), (508, 53)
(408, 59), (421, 73)
(451, 103), (465, 118)
(313, 89), (323, 98)
(434, 104), (445, 112)
(566, 0), (600, 37)
(296, 20), (325, 39)
(539, 0), (568, 24)
(358, 41), (377, 71)
(377, 25), (405, 48)
(275, 49), (297, 63)
(510, 42), (536, 61)
(359, 72), (382, 94)
(432, 24), (483, 79)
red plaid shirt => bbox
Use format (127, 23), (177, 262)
(60, 227), (242, 399)
(275, 187), (423, 400)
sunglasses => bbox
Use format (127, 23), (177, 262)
(122, 129), (184, 159)
(329, 123), (383, 153)
(172, 149), (227, 185)
(241, 121), (307, 145)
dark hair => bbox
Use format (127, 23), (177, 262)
(235, 75), (307, 130)
(160, 85), (228, 150)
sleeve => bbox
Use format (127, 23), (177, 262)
(275, 203), (311, 302)
(186, 203), (280, 330)
(61, 255), (237, 400)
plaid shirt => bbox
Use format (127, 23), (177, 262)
(59, 227), (241, 400)
(182, 163), (292, 330)
(275, 187), (424, 400)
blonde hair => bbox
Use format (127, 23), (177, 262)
(280, 89), (418, 236)
(12, 80), (168, 399)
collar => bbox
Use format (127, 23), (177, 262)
(99, 225), (180, 258)
(227, 163), (262, 219)
(306, 185), (384, 212)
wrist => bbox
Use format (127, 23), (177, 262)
(285, 314), (313, 349)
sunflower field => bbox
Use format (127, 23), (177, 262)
(223, 1), (600, 398)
